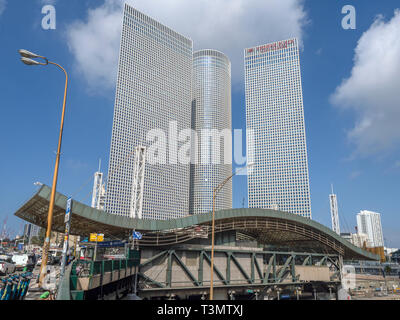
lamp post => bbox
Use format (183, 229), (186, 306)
(209, 163), (254, 300)
(19, 49), (68, 287)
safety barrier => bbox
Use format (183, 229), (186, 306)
(58, 253), (140, 300)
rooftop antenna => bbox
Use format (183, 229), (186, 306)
(329, 184), (340, 235)
(92, 158), (106, 210)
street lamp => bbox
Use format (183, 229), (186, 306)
(19, 49), (69, 287)
(209, 163), (254, 300)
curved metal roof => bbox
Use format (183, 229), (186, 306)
(15, 185), (379, 261)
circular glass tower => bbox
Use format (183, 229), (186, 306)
(190, 49), (232, 214)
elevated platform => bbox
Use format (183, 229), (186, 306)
(15, 185), (379, 261)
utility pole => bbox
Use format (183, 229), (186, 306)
(210, 163), (254, 300)
(18, 49), (69, 287)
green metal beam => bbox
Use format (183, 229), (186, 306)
(318, 256), (328, 266)
(226, 252), (231, 284)
(184, 247), (340, 257)
(230, 253), (252, 284)
(251, 253), (255, 283)
(291, 255), (296, 282)
(253, 254), (263, 282)
(202, 251), (228, 285)
(139, 280), (341, 294)
(263, 254), (275, 284)
(139, 250), (168, 267)
(172, 251), (200, 287)
(302, 255), (311, 266)
(198, 251), (204, 286)
(276, 255), (293, 283)
(166, 250), (173, 287)
(138, 272), (165, 288)
(326, 256), (340, 270)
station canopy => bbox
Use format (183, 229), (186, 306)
(15, 185), (379, 261)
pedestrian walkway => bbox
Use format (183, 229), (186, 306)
(25, 265), (60, 300)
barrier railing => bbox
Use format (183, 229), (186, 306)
(57, 250), (140, 300)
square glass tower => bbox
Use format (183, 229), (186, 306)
(105, 4), (193, 219)
(245, 38), (312, 218)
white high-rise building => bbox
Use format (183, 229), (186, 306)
(329, 185), (340, 235)
(23, 223), (40, 243)
(245, 38), (312, 218)
(91, 160), (106, 211)
(190, 50), (232, 214)
(105, 4), (193, 219)
(91, 172), (106, 211)
(357, 210), (384, 248)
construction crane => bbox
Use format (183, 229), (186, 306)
(0, 216), (8, 246)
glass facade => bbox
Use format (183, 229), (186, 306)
(245, 38), (312, 218)
(105, 4), (193, 220)
(190, 50), (232, 214)
(357, 210), (384, 247)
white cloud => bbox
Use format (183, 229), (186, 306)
(331, 10), (400, 158)
(40, 0), (57, 4)
(349, 170), (361, 180)
(66, 0), (308, 92)
(0, 0), (6, 16)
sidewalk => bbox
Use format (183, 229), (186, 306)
(25, 265), (60, 300)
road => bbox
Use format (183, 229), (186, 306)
(352, 293), (400, 300)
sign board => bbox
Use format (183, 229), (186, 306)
(132, 231), (142, 240)
(246, 39), (295, 55)
(90, 233), (104, 242)
(61, 197), (72, 279)
(97, 240), (126, 248)
(89, 233), (97, 242)
(64, 197), (72, 223)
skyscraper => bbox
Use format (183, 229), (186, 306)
(245, 38), (312, 218)
(91, 160), (106, 211)
(357, 210), (384, 247)
(105, 4), (193, 220)
(92, 171), (106, 211)
(190, 50), (232, 214)
(329, 185), (340, 234)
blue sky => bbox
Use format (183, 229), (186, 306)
(0, 0), (399, 246)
